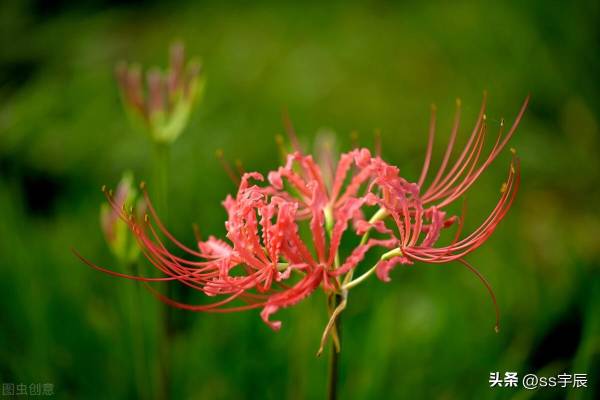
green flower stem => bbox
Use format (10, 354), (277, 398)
(342, 248), (402, 291)
(153, 143), (170, 220)
(126, 262), (150, 400)
(342, 208), (388, 287)
(326, 207), (388, 400)
(153, 142), (172, 400)
(341, 263), (378, 291)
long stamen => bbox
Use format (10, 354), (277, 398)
(452, 197), (467, 244)
(140, 182), (208, 258)
(425, 112), (487, 203)
(192, 223), (202, 243)
(407, 155), (519, 261)
(282, 108), (302, 153)
(350, 131), (359, 150)
(434, 116), (488, 207)
(275, 134), (288, 162)
(443, 157), (519, 254)
(427, 95), (528, 205)
(235, 159), (245, 176)
(146, 284), (262, 312)
(73, 249), (197, 282)
(427, 98), (462, 193)
(418, 104), (436, 188)
(424, 93), (487, 198)
(216, 149), (240, 185)
(374, 129), (382, 157)
(456, 258), (500, 333)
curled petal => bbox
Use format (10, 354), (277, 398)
(261, 304), (282, 331)
(354, 219), (393, 236)
(355, 148), (372, 168)
(421, 207), (446, 248)
(260, 268), (323, 330)
(198, 236), (234, 258)
(268, 171), (283, 189)
(333, 238), (396, 276)
(376, 256), (413, 282)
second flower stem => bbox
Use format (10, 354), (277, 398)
(153, 142), (173, 400)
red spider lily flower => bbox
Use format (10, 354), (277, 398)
(115, 41), (204, 143)
(78, 94), (528, 348)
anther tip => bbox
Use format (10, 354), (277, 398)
(456, 98), (462, 107)
(483, 113), (487, 121)
(215, 149), (224, 158)
(139, 181), (146, 190)
(500, 183), (508, 193)
(494, 325), (500, 334)
(101, 185), (107, 193)
(510, 147), (517, 155)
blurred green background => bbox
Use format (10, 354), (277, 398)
(1, 0), (599, 399)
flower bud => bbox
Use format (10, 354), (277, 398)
(115, 41), (205, 144)
(100, 171), (146, 264)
